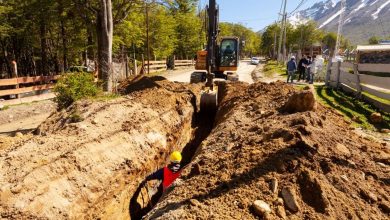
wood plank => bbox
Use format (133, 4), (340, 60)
(359, 74), (390, 89)
(329, 81), (338, 88)
(361, 84), (390, 101)
(147, 64), (166, 69)
(0, 78), (18, 86)
(0, 75), (60, 87)
(339, 71), (358, 87)
(330, 72), (338, 82)
(340, 84), (357, 94)
(358, 64), (390, 73)
(0, 84), (54, 97)
(341, 62), (354, 69)
(340, 70), (357, 84)
(147, 61), (166, 64)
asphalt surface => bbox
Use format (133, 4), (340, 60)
(163, 61), (257, 84)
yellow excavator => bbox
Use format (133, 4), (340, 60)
(191, 0), (240, 113)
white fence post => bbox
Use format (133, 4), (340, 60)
(336, 61), (341, 89)
(325, 61), (332, 86)
(353, 63), (362, 97)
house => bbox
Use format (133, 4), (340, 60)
(356, 44), (390, 64)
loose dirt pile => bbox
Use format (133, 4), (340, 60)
(0, 77), (202, 219)
(147, 81), (390, 219)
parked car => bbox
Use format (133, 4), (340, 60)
(251, 57), (260, 65)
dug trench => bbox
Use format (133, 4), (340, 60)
(0, 77), (215, 219)
(145, 82), (390, 219)
(129, 102), (217, 220)
(1, 78), (389, 219)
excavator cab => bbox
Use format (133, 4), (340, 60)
(216, 37), (239, 80)
(191, 37), (239, 83)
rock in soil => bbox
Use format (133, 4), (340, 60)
(335, 143), (351, 157)
(281, 187), (301, 213)
(252, 200), (272, 217)
(276, 205), (287, 219)
(282, 89), (316, 113)
(370, 113), (383, 123)
(14, 132), (23, 138)
(270, 178), (278, 194)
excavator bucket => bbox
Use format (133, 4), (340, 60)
(200, 86), (218, 115)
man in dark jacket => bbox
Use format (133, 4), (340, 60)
(286, 56), (297, 83)
(297, 55), (308, 81)
(306, 56), (312, 82)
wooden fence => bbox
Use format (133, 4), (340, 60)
(0, 59), (194, 99)
(143, 59), (194, 73)
(0, 75), (60, 97)
(326, 61), (390, 112)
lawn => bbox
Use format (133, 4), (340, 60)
(315, 85), (390, 131)
(263, 60), (286, 77)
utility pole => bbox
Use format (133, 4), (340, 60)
(145, 1), (150, 74)
(334, 0), (346, 59)
(273, 25), (277, 59)
(282, 12), (287, 62)
(277, 0), (287, 63)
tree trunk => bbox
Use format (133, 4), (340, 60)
(87, 26), (94, 61)
(59, 0), (68, 72)
(40, 19), (48, 75)
(97, 0), (113, 92)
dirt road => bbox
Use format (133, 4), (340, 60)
(164, 61), (257, 83)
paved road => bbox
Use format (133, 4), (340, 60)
(163, 61), (257, 84)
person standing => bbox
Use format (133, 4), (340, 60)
(286, 56), (297, 83)
(305, 56), (312, 82)
(309, 55), (317, 84)
(297, 55), (308, 81)
(309, 55), (324, 84)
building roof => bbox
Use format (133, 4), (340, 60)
(357, 44), (390, 52)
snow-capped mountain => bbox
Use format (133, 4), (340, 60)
(290, 0), (390, 44)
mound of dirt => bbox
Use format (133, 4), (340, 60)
(147, 81), (390, 219)
(0, 77), (202, 219)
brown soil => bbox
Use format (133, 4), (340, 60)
(0, 77), (203, 219)
(1, 77), (389, 220)
(0, 100), (56, 136)
(147, 81), (390, 219)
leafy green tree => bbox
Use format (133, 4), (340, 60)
(369, 36), (380, 45)
(322, 32), (337, 56)
(220, 22), (261, 57)
(149, 6), (177, 59)
(261, 23), (280, 58)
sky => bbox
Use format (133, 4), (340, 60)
(198, 0), (322, 31)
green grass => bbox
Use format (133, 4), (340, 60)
(263, 60), (286, 77)
(362, 91), (390, 105)
(0, 105), (10, 111)
(315, 85), (390, 131)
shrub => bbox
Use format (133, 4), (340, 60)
(54, 72), (100, 109)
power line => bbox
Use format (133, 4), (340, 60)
(289, 0), (309, 15)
